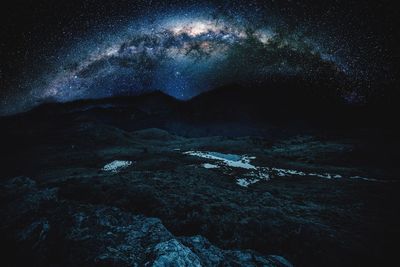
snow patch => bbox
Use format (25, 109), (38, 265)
(236, 178), (260, 187)
(272, 168), (346, 180)
(185, 151), (269, 187)
(102, 160), (133, 172)
(202, 163), (219, 169)
(184, 151), (256, 169)
(184, 150), (380, 186)
(349, 176), (378, 182)
(248, 168), (270, 180)
(271, 168), (306, 177)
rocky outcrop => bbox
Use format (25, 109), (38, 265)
(0, 176), (292, 266)
(180, 236), (293, 267)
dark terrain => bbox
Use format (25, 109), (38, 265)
(1, 84), (399, 266)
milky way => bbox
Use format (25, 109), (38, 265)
(1, 2), (391, 115)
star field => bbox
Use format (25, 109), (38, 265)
(0, 0), (396, 115)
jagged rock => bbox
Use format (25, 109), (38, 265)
(179, 236), (224, 265)
(180, 236), (293, 267)
(148, 239), (202, 267)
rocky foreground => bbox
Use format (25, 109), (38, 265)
(1, 176), (292, 266)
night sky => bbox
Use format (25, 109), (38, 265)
(0, 0), (398, 115)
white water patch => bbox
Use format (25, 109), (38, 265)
(102, 160), (133, 173)
(184, 151), (256, 169)
(202, 163), (219, 169)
